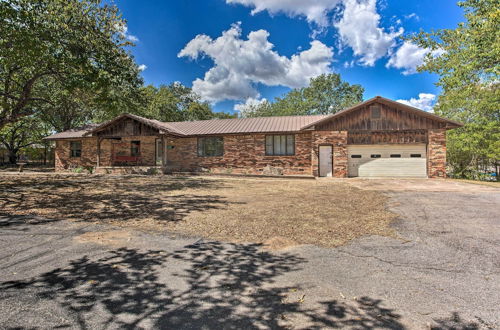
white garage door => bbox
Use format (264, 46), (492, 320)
(348, 144), (427, 178)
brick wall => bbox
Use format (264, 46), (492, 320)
(311, 131), (348, 177)
(165, 133), (313, 175)
(55, 136), (158, 170)
(56, 129), (454, 179)
(55, 138), (97, 170)
(54, 132), (352, 177)
(428, 129), (447, 178)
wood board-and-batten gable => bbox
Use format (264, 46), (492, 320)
(305, 97), (462, 145)
(87, 115), (162, 138)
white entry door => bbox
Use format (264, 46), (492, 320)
(319, 145), (333, 177)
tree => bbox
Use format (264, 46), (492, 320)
(37, 79), (96, 132)
(412, 0), (499, 180)
(0, 116), (48, 164)
(0, 0), (142, 129)
(140, 83), (235, 122)
(240, 74), (364, 117)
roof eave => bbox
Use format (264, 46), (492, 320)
(82, 113), (186, 137)
(299, 96), (464, 130)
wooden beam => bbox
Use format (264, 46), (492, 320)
(96, 137), (101, 168)
(161, 135), (167, 168)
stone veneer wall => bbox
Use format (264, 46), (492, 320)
(55, 136), (158, 170)
(165, 133), (313, 175)
(427, 129), (447, 178)
(311, 131), (348, 177)
(55, 138), (97, 170)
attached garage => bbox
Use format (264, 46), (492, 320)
(347, 144), (427, 178)
(303, 96), (463, 178)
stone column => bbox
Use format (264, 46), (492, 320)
(428, 129), (447, 178)
(333, 132), (348, 178)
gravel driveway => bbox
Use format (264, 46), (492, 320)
(0, 178), (499, 329)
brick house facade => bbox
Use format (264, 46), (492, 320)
(47, 97), (462, 178)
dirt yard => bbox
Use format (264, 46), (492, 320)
(0, 173), (396, 248)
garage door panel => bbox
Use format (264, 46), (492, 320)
(358, 159), (427, 177)
(348, 144), (427, 178)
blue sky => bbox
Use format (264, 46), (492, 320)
(117, 0), (464, 114)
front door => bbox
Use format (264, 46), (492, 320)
(319, 145), (333, 177)
(155, 138), (163, 165)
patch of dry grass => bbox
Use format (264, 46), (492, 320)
(451, 178), (500, 188)
(0, 173), (396, 248)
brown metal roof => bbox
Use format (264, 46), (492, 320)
(44, 114), (329, 140)
(164, 115), (328, 135)
(43, 124), (100, 140)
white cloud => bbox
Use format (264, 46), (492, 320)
(386, 41), (445, 75)
(227, 0), (403, 67)
(178, 23), (333, 102)
(397, 93), (436, 112)
(138, 64), (147, 71)
(234, 97), (268, 113)
(404, 13), (419, 20)
(343, 60), (355, 68)
(226, 0), (342, 27)
(334, 0), (403, 66)
(116, 23), (139, 43)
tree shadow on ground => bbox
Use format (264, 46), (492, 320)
(430, 312), (488, 330)
(1, 241), (410, 329)
(0, 214), (59, 231)
(0, 175), (234, 227)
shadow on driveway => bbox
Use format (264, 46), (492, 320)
(0, 241), (411, 329)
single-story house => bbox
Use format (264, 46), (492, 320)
(44, 96), (462, 178)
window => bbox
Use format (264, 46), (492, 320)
(70, 141), (82, 158)
(370, 154), (381, 158)
(390, 154), (401, 158)
(351, 155), (362, 158)
(198, 137), (224, 157)
(371, 105), (381, 119)
(265, 135), (295, 156)
(131, 141), (141, 156)
(410, 154), (422, 158)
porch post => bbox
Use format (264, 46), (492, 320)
(96, 137), (101, 167)
(161, 135), (167, 168)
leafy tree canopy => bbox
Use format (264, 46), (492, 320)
(412, 0), (499, 179)
(240, 74), (364, 117)
(0, 115), (50, 164)
(0, 0), (143, 129)
(137, 83), (236, 123)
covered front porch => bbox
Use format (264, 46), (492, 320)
(95, 136), (165, 167)
(89, 114), (175, 169)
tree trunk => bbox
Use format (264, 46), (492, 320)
(8, 150), (17, 164)
(496, 161), (499, 182)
